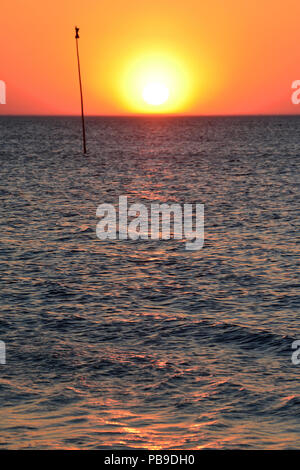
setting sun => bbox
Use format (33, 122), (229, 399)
(117, 50), (195, 114)
(142, 82), (169, 106)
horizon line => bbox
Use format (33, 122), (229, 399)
(1, 113), (300, 118)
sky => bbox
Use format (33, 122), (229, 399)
(1, 0), (300, 115)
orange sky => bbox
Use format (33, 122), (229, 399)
(1, 0), (300, 115)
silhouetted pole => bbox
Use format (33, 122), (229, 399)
(75, 26), (87, 154)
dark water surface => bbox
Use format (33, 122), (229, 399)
(0, 116), (299, 449)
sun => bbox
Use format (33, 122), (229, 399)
(142, 82), (169, 106)
(118, 50), (196, 113)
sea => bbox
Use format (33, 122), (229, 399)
(0, 115), (299, 449)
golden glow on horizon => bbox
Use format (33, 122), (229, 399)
(1, 1), (300, 115)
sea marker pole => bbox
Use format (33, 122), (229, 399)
(75, 26), (87, 154)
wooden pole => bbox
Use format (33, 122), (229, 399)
(75, 26), (87, 154)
